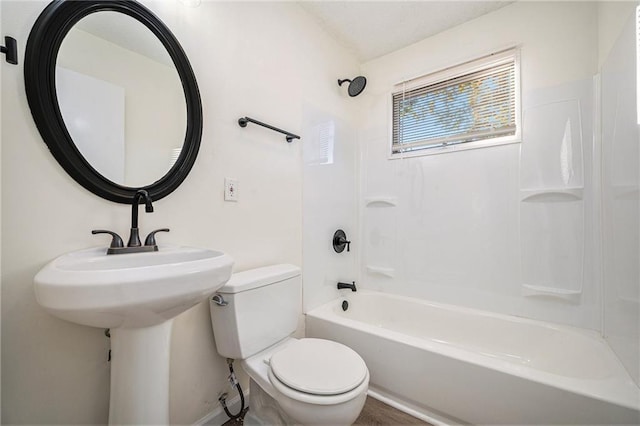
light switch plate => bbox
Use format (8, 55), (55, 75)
(224, 178), (238, 202)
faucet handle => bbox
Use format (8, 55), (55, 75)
(333, 229), (351, 253)
(92, 230), (124, 249)
(144, 228), (170, 246)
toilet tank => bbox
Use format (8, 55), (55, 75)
(209, 264), (301, 359)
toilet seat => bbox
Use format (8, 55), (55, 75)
(266, 338), (369, 405)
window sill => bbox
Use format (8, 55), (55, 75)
(388, 136), (521, 160)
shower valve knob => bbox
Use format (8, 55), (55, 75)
(333, 229), (351, 253)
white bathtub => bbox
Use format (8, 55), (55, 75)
(306, 291), (640, 425)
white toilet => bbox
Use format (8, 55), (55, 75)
(209, 264), (369, 426)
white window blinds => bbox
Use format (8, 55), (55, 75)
(392, 50), (519, 155)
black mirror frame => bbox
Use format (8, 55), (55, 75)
(24, 0), (203, 204)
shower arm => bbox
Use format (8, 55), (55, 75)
(238, 116), (300, 143)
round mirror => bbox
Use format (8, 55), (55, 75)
(57, 12), (187, 187)
(24, 0), (202, 203)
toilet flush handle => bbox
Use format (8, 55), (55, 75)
(212, 294), (228, 306)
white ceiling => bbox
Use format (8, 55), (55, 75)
(71, 2), (512, 67)
(299, 1), (513, 62)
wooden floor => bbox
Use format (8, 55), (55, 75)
(355, 397), (431, 426)
(222, 396), (430, 425)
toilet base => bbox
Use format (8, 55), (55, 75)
(245, 378), (367, 426)
(244, 380), (296, 425)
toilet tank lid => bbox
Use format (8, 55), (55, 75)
(217, 264), (301, 294)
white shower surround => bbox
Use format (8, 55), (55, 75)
(307, 291), (640, 425)
(357, 1), (602, 334)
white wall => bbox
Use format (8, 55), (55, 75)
(598, 1), (639, 69)
(302, 107), (359, 312)
(0, 2), (4, 420)
(601, 7), (640, 387)
(358, 2), (601, 330)
(1, 1), (358, 424)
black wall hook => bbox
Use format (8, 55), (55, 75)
(1, 36), (18, 65)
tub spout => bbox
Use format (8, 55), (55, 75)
(337, 281), (357, 292)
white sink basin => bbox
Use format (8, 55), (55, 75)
(34, 244), (234, 424)
(34, 245), (234, 328)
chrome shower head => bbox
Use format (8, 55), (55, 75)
(338, 76), (367, 97)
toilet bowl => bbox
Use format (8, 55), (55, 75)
(209, 265), (369, 425)
(243, 337), (369, 425)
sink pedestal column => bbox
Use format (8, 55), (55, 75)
(109, 320), (173, 424)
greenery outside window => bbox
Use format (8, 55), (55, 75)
(391, 48), (521, 156)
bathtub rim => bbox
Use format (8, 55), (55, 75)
(305, 290), (640, 412)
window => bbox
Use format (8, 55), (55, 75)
(391, 48), (520, 156)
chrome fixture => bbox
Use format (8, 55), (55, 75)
(212, 294), (228, 306)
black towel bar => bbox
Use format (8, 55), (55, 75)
(238, 116), (300, 143)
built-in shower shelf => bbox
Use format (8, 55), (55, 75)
(364, 197), (398, 207)
(365, 265), (395, 278)
(520, 188), (583, 202)
(522, 284), (581, 303)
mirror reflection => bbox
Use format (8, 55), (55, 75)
(56, 11), (187, 187)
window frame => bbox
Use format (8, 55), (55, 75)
(388, 47), (522, 159)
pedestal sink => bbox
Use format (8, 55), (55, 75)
(34, 245), (234, 424)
